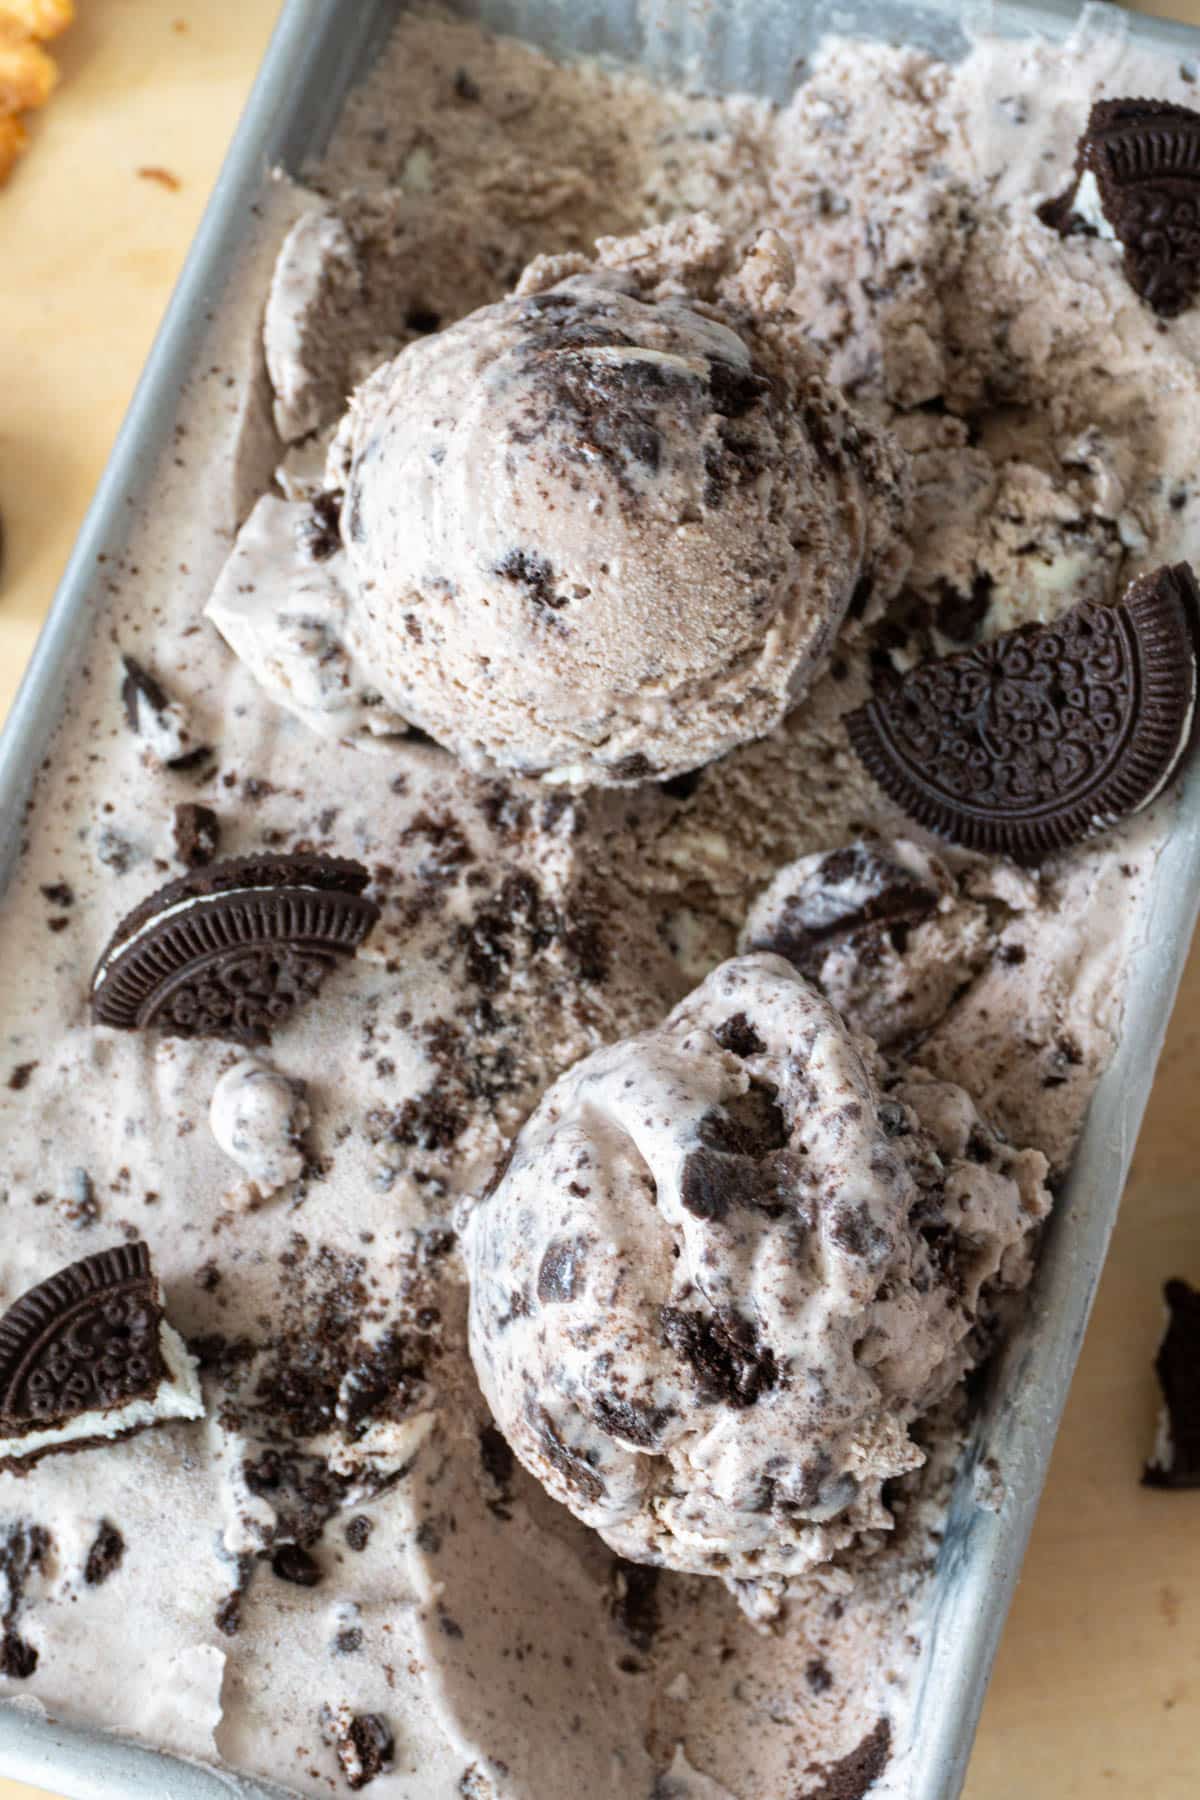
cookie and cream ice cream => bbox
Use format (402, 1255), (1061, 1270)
(211, 229), (908, 784)
(3, 7), (1200, 1799)
(466, 954), (1048, 1603)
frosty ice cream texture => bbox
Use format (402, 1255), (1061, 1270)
(8, 7), (1200, 1796)
(211, 226), (908, 785)
(465, 954), (1049, 1594)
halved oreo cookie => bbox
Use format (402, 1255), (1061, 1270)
(1038, 98), (1200, 317)
(0, 1243), (203, 1472)
(846, 564), (1200, 866)
(91, 851), (379, 1045)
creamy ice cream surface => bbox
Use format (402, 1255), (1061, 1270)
(2, 7), (1200, 1800)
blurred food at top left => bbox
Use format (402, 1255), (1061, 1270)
(0, 0), (74, 185)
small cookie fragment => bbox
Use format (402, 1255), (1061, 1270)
(847, 565), (1200, 866)
(1038, 98), (1200, 317)
(83, 1519), (125, 1586)
(0, 1243), (203, 1471)
(173, 802), (221, 868)
(271, 1542), (322, 1587)
(90, 851), (379, 1046)
(1143, 1278), (1200, 1490)
(320, 1704), (394, 1791)
(120, 655), (202, 768)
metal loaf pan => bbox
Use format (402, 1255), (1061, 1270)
(2, 1), (1199, 1796)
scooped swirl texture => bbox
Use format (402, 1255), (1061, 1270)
(332, 232), (909, 785)
(465, 955), (1050, 1590)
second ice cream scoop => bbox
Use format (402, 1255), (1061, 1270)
(324, 232), (907, 784)
(464, 953), (1049, 1608)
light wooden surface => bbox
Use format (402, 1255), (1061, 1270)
(1, 3), (1199, 1797)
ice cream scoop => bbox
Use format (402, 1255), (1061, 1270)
(464, 954), (1048, 1602)
(209, 224), (908, 779)
(259, 223), (902, 785)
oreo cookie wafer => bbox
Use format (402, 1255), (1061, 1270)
(1038, 98), (1200, 317)
(847, 565), (1200, 866)
(0, 1243), (203, 1473)
(90, 851), (379, 1046)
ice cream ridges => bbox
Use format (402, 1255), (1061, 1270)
(4, 9), (1200, 1800)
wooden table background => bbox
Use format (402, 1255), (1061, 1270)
(1, 3), (1198, 1795)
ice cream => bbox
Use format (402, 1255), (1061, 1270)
(210, 227), (909, 784)
(209, 1056), (310, 1198)
(740, 839), (993, 1052)
(466, 953), (1049, 1606)
(3, 6), (1200, 1799)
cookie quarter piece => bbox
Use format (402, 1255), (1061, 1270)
(0, 1243), (203, 1472)
(1038, 98), (1200, 317)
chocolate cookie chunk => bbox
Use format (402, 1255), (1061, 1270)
(321, 1704), (394, 1791)
(173, 802), (221, 868)
(0, 1244), (161, 1435)
(0, 1243), (202, 1470)
(1038, 98), (1200, 317)
(847, 565), (1200, 865)
(90, 851), (379, 1046)
(1143, 1278), (1200, 1489)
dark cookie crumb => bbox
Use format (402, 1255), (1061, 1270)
(805, 1656), (834, 1694)
(322, 1707), (395, 1791)
(7, 1062), (37, 1091)
(296, 490), (344, 562)
(0, 1631), (38, 1679)
(271, 1542), (323, 1587)
(661, 1305), (777, 1407)
(83, 1520), (125, 1586)
(713, 1013), (766, 1058)
(609, 1557), (661, 1655)
(0, 1521), (50, 1681)
(799, 1717), (892, 1800)
(214, 1593), (243, 1636)
(173, 802), (221, 867)
(344, 1515), (373, 1552)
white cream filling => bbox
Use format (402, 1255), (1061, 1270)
(1072, 168), (1117, 241)
(0, 1320), (204, 1463)
(133, 689), (192, 765)
(92, 883), (286, 992)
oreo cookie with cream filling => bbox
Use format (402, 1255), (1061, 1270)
(847, 565), (1200, 866)
(1038, 98), (1200, 317)
(0, 1243), (203, 1473)
(90, 851), (379, 1046)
